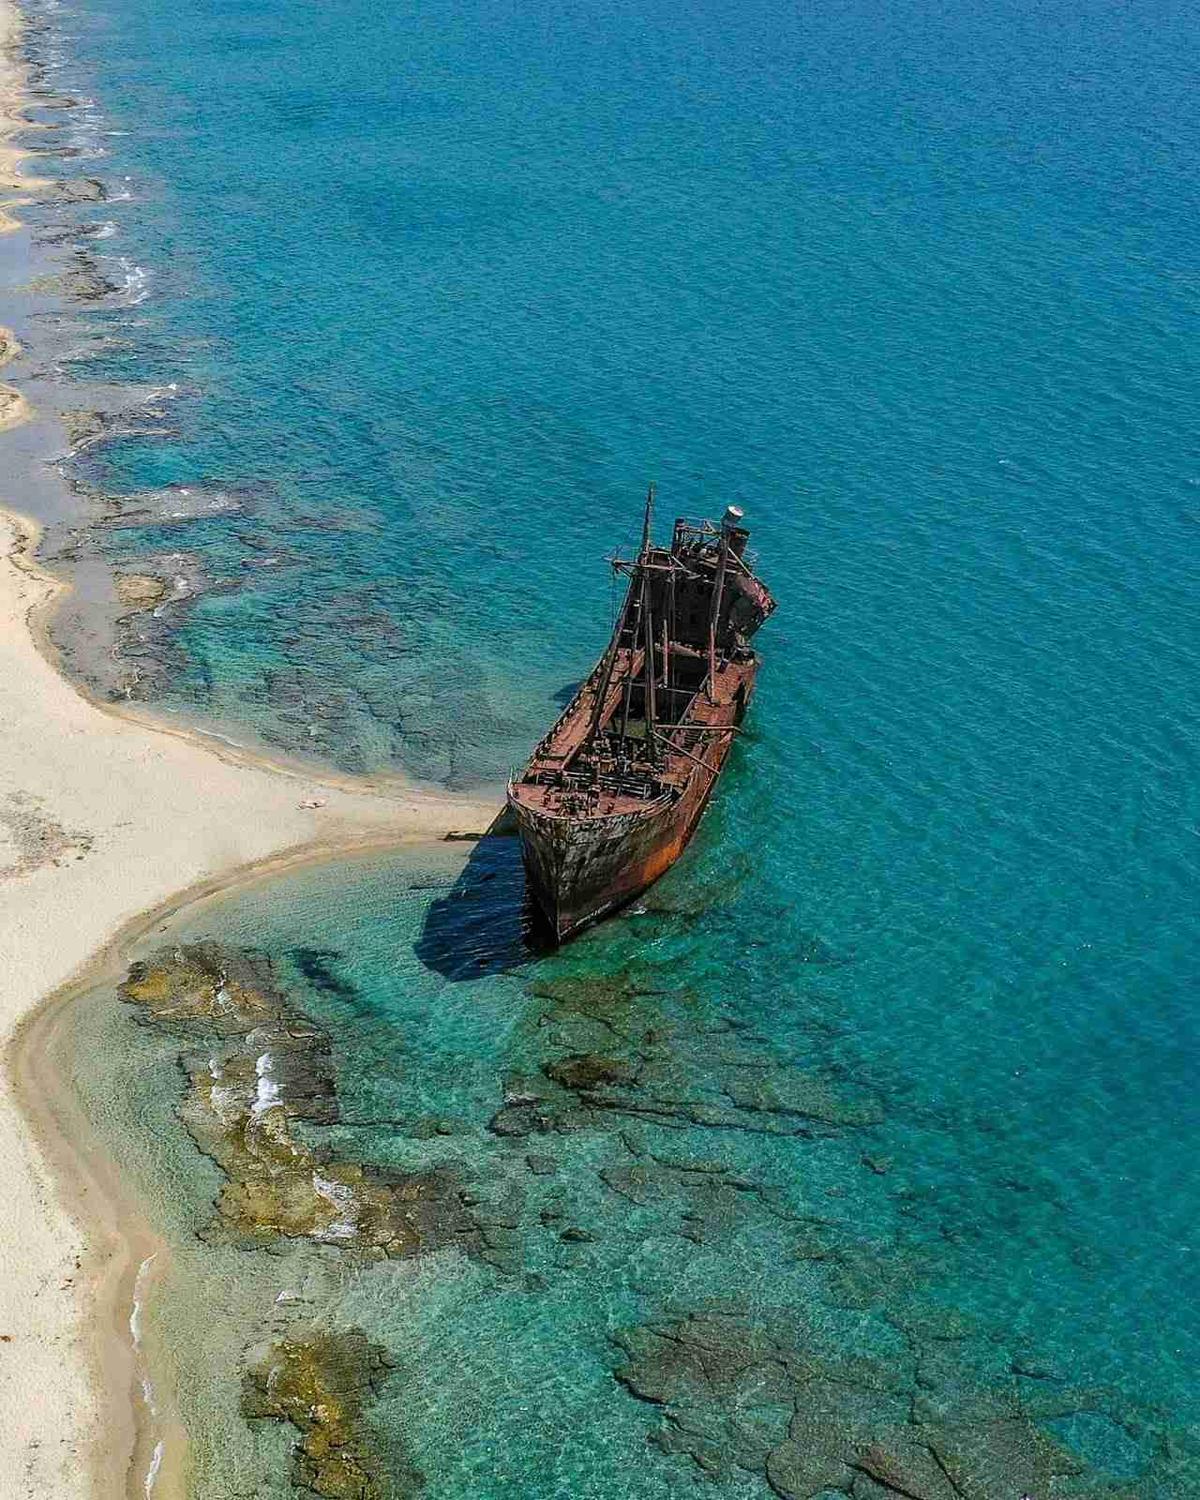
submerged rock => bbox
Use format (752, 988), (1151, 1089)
(544, 1052), (641, 1092)
(114, 573), (167, 608)
(488, 1102), (545, 1138)
(98, 483), (251, 529)
(723, 1067), (883, 1128)
(28, 266), (121, 302)
(121, 945), (484, 1262)
(189, 1047), (479, 1257)
(44, 176), (107, 203)
(242, 1328), (418, 1498)
(121, 943), (284, 1031)
(610, 1308), (1152, 1499)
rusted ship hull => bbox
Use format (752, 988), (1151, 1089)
(508, 496), (774, 944)
(510, 656), (758, 942)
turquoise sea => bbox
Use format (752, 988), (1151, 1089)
(14, 0), (1199, 1494)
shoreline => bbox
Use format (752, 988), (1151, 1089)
(0, 496), (499, 1498)
(10, 502), (485, 808)
(0, 7), (501, 1493)
(10, 832), (488, 1500)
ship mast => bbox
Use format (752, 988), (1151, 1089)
(587, 485), (653, 746)
(640, 481), (655, 556)
(617, 483), (656, 754)
(641, 491), (658, 761)
(588, 585), (632, 744)
(707, 513), (731, 702)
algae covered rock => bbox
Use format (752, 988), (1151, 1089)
(120, 944), (485, 1263)
(543, 1052), (640, 1092)
(120, 942), (282, 1030)
(854, 1439), (959, 1500)
(114, 573), (168, 608)
(242, 1328), (417, 1498)
(723, 1067), (883, 1128)
(765, 1438), (852, 1499)
(608, 1304), (1162, 1500)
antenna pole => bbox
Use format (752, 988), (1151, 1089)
(707, 518), (730, 702)
(618, 483), (655, 756)
(642, 547), (657, 760)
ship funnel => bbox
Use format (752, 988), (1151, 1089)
(722, 504), (748, 557)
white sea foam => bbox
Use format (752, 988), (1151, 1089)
(130, 1255), (165, 1498)
(129, 1252), (157, 1353)
(118, 258), (151, 306)
(313, 1174), (359, 1241)
(144, 1440), (164, 1497)
(251, 1052), (282, 1117)
(206, 1055), (246, 1123)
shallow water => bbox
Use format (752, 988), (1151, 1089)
(63, 843), (1198, 1496)
(13, 0), (1200, 1493)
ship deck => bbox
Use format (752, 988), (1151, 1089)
(524, 645), (645, 774)
(511, 781), (673, 820)
(510, 651), (754, 823)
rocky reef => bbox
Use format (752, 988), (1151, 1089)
(121, 945), (482, 1260)
(490, 964), (1200, 1498)
(609, 1305), (1178, 1498)
(483, 968), (887, 1261)
(116, 939), (1200, 1499)
(491, 970), (883, 1143)
(243, 1328), (417, 1499)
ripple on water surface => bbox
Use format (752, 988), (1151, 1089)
(13, 0), (1199, 1491)
(60, 840), (1200, 1498)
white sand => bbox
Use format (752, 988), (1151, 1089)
(0, 513), (498, 1500)
(0, 7), (499, 1492)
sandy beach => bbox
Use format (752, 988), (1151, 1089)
(0, 511), (497, 1500)
(0, 9), (499, 1493)
(0, 501), (497, 1498)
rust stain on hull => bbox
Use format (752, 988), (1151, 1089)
(508, 494), (775, 943)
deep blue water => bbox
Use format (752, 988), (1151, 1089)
(21, 0), (1200, 1492)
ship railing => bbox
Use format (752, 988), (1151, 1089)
(556, 766), (673, 802)
(515, 781), (674, 821)
(562, 768), (664, 799)
(517, 764), (664, 798)
(529, 666), (603, 759)
(655, 718), (733, 772)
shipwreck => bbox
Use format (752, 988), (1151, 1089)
(508, 488), (775, 943)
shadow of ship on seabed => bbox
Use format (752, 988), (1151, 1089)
(415, 810), (556, 981)
(415, 808), (735, 982)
